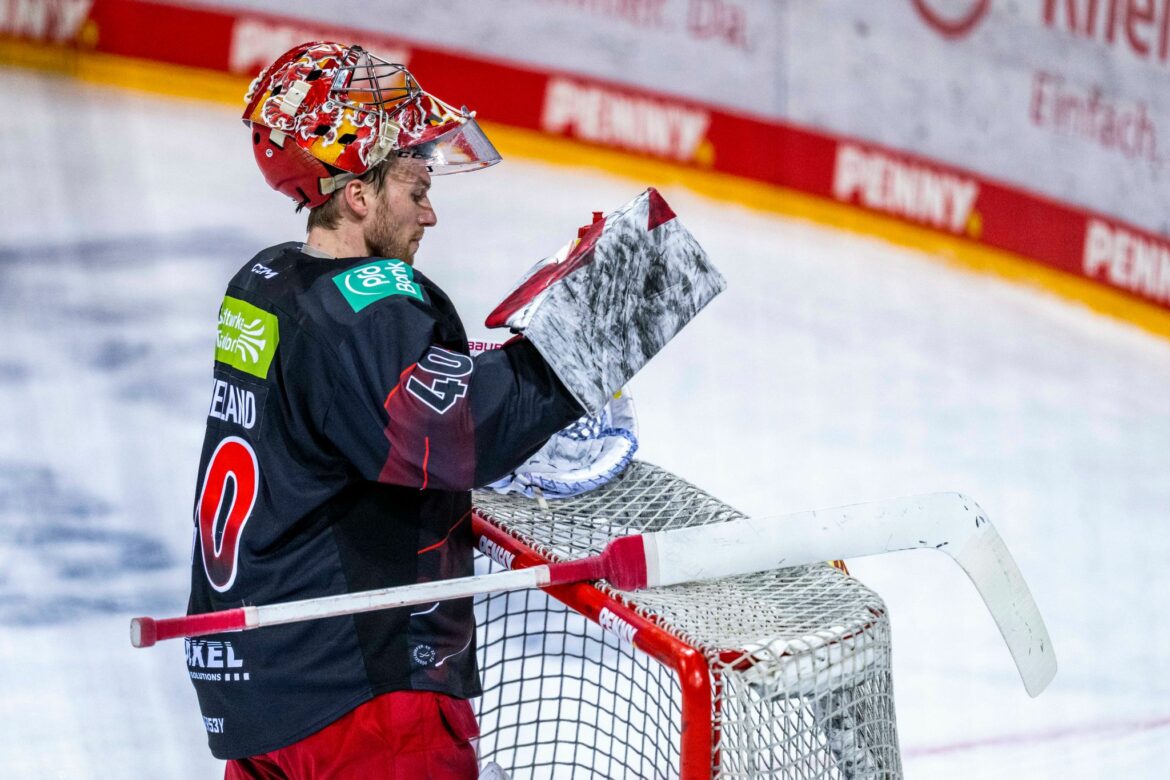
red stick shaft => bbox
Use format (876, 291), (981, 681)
(128, 534), (650, 648)
(131, 608), (249, 648)
(543, 535), (648, 590)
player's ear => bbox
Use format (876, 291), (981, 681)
(341, 178), (371, 219)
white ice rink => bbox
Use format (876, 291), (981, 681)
(1, 69), (1168, 779)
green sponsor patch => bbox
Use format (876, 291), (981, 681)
(215, 297), (279, 379)
(333, 260), (424, 313)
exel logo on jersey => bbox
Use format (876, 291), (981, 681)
(216, 297), (279, 379)
(334, 260), (424, 312)
(186, 638), (248, 676)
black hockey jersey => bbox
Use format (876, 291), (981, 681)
(186, 243), (581, 759)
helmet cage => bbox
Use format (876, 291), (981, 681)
(329, 48), (495, 163)
(327, 47), (423, 127)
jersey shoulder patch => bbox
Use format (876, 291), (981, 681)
(332, 259), (426, 313)
(215, 296), (280, 379)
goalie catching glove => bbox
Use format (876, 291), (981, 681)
(486, 188), (726, 415)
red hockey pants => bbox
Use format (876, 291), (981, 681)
(224, 690), (479, 780)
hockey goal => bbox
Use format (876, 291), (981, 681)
(472, 461), (902, 779)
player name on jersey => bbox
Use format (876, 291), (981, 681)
(208, 378), (260, 430)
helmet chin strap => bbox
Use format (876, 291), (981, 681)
(319, 121), (396, 203)
(368, 122), (398, 168)
(320, 172), (355, 197)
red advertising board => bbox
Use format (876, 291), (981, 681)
(3, 0), (1167, 318)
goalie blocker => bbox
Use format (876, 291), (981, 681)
(486, 187), (726, 415)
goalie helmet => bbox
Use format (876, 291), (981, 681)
(242, 41), (501, 209)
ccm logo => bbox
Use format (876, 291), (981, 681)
(912, 0), (992, 39)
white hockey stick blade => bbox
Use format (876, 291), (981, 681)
(642, 492), (1056, 697)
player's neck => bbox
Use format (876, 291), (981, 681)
(306, 225), (368, 260)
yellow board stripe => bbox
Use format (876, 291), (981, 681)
(5, 37), (1169, 341)
(0, 38), (247, 104)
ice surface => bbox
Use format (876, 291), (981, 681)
(1, 68), (1168, 778)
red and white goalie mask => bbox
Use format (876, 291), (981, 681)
(242, 41), (501, 209)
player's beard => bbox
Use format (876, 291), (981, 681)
(364, 205), (417, 265)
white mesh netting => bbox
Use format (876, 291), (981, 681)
(473, 461), (902, 779)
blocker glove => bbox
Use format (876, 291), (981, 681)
(485, 188), (726, 415)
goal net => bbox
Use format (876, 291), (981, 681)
(472, 461), (902, 779)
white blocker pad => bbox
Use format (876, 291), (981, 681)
(485, 188), (726, 414)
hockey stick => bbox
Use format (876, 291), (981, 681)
(640, 491), (1056, 697)
(131, 492), (1055, 696)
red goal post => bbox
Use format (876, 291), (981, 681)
(474, 516), (715, 778)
